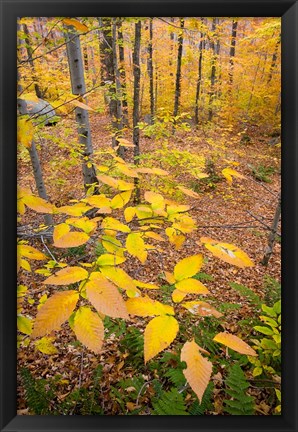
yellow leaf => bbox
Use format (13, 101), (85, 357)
(97, 174), (119, 189)
(58, 203), (92, 216)
(175, 278), (210, 294)
(222, 168), (245, 185)
(167, 204), (190, 215)
(116, 163), (139, 177)
(126, 233), (147, 264)
(135, 206), (153, 220)
(100, 266), (138, 293)
(35, 336), (58, 355)
(117, 179), (135, 191)
(144, 231), (165, 242)
(23, 195), (55, 214)
(63, 18), (88, 32)
(53, 223), (70, 242)
(17, 315), (33, 335)
(17, 117), (34, 148)
(164, 271), (176, 285)
(133, 280), (159, 290)
(85, 194), (110, 208)
(19, 92), (39, 102)
(117, 138), (135, 148)
(96, 254), (126, 266)
(144, 315), (179, 363)
(54, 231), (90, 248)
(70, 99), (95, 111)
(101, 236), (125, 257)
(174, 255), (203, 281)
(110, 191), (132, 209)
(182, 301), (222, 318)
(102, 217), (131, 233)
(213, 332), (257, 356)
(136, 167), (155, 174)
(181, 340), (213, 403)
(73, 306), (104, 354)
(200, 237), (254, 268)
(86, 272), (129, 319)
(126, 296), (174, 317)
(20, 258), (31, 272)
(151, 168), (169, 176)
(172, 289), (187, 303)
(43, 266), (88, 285)
(65, 217), (97, 234)
(124, 206), (135, 222)
(178, 186), (200, 198)
(172, 215), (196, 234)
(144, 191), (165, 209)
(32, 290), (79, 338)
(165, 228), (185, 250)
(18, 245), (47, 260)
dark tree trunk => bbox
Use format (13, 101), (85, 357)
(117, 20), (129, 125)
(208, 18), (217, 122)
(132, 21), (141, 202)
(148, 18), (155, 124)
(98, 18), (116, 114)
(83, 45), (89, 72)
(111, 19), (125, 158)
(173, 18), (184, 128)
(261, 192), (281, 266)
(267, 34), (281, 84)
(194, 18), (205, 125)
(22, 23), (43, 98)
(228, 20), (238, 91)
(65, 26), (99, 192)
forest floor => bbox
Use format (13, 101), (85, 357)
(17, 113), (281, 415)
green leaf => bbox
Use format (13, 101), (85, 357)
(254, 325), (274, 336)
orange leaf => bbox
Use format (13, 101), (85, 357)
(181, 340), (213, 403)
(43, 266), (88, 285)
(200, 237), (254, 268)
(182, 301), (222, 318)
(213, 332), (257, 356)
(178, 186), (200, 198)
(86, 272), (129, 319)
(32, 290), (79, 338)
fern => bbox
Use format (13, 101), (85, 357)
(164, 368), (186, 388)
(104, 316), (127, 338)
(223, 364), (255, 415)
(119, 327), (144, 367)
(152, 388), (189, 415)
(118, 375), (145, 397)
(229, 282), (262, 308)
(20, 368), (51, 414)
(188, 382), (214, 415)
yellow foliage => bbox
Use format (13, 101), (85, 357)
(126, 232), (147, 264)
(32, 290), (79, 338)
(43, 266), (88, 285)
(73, 306), (104, 354)
(175, 278), (209, 294)
(200, 237), (254, 268)
(17, 117), (34, 149)
(144, 315), (179, 363)
(126, 296), (174, 317)
(182, 301), (222, 318)
(35, 336), (58, 355)
(173, 254), (203, 281)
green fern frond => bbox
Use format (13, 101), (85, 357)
(119, 327), (144, 367)
(152, 388), (189, 415)
(188, 382), (214, 415)
(20, 368), (51, 414)
(229, 282), (262, 308)
(164, 368), (186, 388)
(223, 364), (255, 415)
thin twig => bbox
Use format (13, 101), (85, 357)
(40, 235), (57, 262)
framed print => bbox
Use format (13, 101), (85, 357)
(1, 0), (297, 431)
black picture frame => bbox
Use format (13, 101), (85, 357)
(1, 1), (297, 431)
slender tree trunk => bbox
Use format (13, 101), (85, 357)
(228, 20), (238, 92)
(148, 18), (155, 124)
(267, 34), (281, 84)
(117, 20), (129, 126)
(65, 26), (99, 192)
(98, 18), (116, 113)
(22, 23), (43, 98)
(111, 19), (125, 158)
(173, 18), (184, 129)
(208, 18), (217, 122)
(194, 18), (205, 125)
(261, 192), (281, 266)
(83, 45), (89, 72)
(132, 21), (141, 202)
